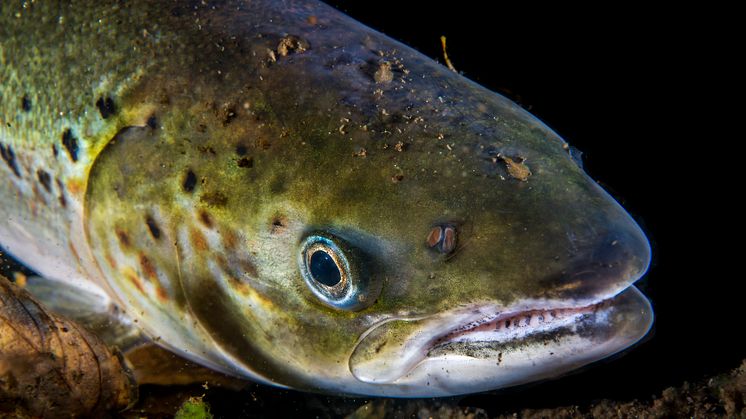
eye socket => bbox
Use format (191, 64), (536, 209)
(299, 233), (377, 311)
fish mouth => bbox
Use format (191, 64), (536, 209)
(349, 286), (653, 394)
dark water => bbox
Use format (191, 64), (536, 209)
(1, 2), (737, 417)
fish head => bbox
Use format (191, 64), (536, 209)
(83, 19), (651, 397)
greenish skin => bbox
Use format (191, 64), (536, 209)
(0, 1), (651, 397)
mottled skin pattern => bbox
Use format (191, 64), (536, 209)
(0, 1), (652, 396)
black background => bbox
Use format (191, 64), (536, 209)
(322, 0), (739, 413)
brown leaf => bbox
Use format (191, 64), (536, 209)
(0, 275), (136, 418)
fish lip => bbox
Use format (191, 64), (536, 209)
(428, 298), (614, 352)
(349, 285), (650, 385)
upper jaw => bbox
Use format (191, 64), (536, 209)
(349, 285), (652, 389)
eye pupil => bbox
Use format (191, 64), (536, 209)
(309, 250), (341, 287)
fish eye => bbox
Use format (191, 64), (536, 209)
(309, 250), (342, 286)
(299, 233), (376, 311)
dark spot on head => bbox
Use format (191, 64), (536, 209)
(146, 115), (158, 129)
(21, 95), (31, 112)
(270, 215), (288, 233)
(145, 215), (161, 239)
(199, 210), (213, 228)
(237, 156), (253, 168)
(36, 169), (52, 192)
(95, 96), (117, 119)
(0, 143), (21, 177)
(116, 229), (131, 248)
(182, 169), (197, 192)
(200, 191), (228, 207)
(235, 144), (248, 156)
(61, 129), (79, 162)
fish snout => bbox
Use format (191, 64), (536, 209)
(547, 215), (651, 302)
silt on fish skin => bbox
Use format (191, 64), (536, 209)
(0, 0), (652, 397)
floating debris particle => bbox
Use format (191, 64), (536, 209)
(0, 276), (136, 417)
(277, 35), (309, 56)
(440, 36), (458, 72)
(374, 61), (394, 84)
(497, 154), (532, 181)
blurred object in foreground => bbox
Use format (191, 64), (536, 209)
(0, 275), (137, 418)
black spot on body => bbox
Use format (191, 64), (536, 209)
(52, 144), (58, 158)
(237, 157), (253, 168)
(235, 144), (248, 156)
(0, 143), (21, 177)
(62, 129), (79, 162)
(145, 216), (161, 239)
(36, 170), (52, 192)
(95, 96), (117, 119)
(21, 95), (31, 112)
(147, 115), (158, 129)
(183, 170), (197, 192)
(270, 215), (288, 234)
